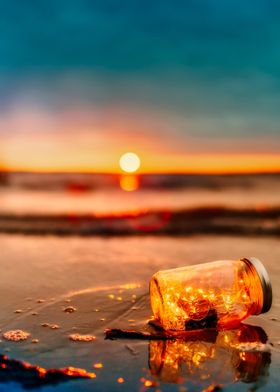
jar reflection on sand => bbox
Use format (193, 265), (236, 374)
(149, 324), (271, 386)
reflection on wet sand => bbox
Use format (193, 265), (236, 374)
(0, 354), (96, 389)
(149, 324), (271, 389)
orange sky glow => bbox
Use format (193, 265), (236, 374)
(1, 152), (280, 174)
(1, 105), (280, 174)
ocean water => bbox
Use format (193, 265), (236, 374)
(1, 173), (280, 235)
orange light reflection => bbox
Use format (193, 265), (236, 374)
(119, 175), (139, 192)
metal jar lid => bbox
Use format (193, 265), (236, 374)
(241, 257), (272, 314)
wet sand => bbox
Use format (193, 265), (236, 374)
(0, 234), (280, 391)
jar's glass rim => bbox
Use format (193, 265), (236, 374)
(241, 257), (272, 314)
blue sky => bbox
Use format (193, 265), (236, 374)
(0, 1), (280, 171)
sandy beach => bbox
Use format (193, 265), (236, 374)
(0, 234), (279, 391)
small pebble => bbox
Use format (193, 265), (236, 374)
(144, 380), (158, 388)
(14, 310), (23, 314)
(32, 312), (39, 316)
(37, 299), (45, 304)
(64, 306), (77, 313)
(93, 363), (103, 369)
(40, 323), (59, 329)
(69, 334), (96, 342)
(100, 318), (106, 322)
(50, 324), (60, 329)
(32, 339), (39, 344)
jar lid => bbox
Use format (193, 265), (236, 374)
(241, 257), (272, 314)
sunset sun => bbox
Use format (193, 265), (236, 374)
(119, 152), (141, 173)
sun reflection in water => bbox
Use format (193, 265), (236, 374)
(119, 174), (140, 192)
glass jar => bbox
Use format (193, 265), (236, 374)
(150, 257), (272, 331)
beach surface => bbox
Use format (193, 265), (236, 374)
(0, 234), (279, 391)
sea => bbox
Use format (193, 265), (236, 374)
(0, 172), (280, 236)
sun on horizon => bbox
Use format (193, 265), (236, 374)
(119, 152), (141, 173)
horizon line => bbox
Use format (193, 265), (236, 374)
(1, 168), (280, 176)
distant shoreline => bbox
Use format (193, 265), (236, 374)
(2, 170), (280, 176)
